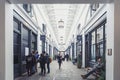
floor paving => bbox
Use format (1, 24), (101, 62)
(15, 60), (95, 80)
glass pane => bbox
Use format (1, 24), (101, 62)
(105, 23), (107, 39)
(91, 31), (95, 44)
(22, 26), (29, 41)
(14, 18), (21, 31)
(97, 25), (103, 43)
(14, 55), (19, 64)
(32, 42), (35, 51)
(91, 44), (96, 62)
(14, 32), (21, 64)
(32, 33), (36, 42)
(14, 21), (19, 30)
(100, 44), (103, 56)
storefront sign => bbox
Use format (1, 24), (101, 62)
(25, 47), (29, 56)
(77, 35), (82, 41)
(40, 35), (46, 41)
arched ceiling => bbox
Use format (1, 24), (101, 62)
(40, 4), (79, 51)
(9, 0), (112, 51)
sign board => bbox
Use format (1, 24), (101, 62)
(108, 49), (112, 56)
(40, 35), (46, 41)
(77, 35), (82, 41)
(25, 47), (29, 56)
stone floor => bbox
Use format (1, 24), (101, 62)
(15, 60), (95, 80)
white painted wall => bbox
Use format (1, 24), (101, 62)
(84, 4), (106, 33)
(0, 0), (13, 80)
(13, 4), (38, 34)
(34, 5), (58, 47)
(37, 30), (42, 54)
(106, 3), (114, 80)
(5, 2), (13, 80)
(33, 5), (58, 53)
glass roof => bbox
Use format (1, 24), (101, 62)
(42, 4), (79, 50)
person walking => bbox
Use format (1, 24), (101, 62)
(26, 53), (33, 76)
(31, 51), (37, 74)
(66, 54), (69, 61)
(39, 51), (46, 75)
(34, 51), (39, 72)
(46, 53), (50, 73)
(57, 53), (62, 69)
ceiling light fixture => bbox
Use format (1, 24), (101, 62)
(58, 19), (64, 28)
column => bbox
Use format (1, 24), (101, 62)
(106, 3), (114, 80)
(82, 32), (85, 67)
(107, 2), (120, 80)
(74, 41), (76, 58)
(106, 3), (115, 80)
(37, 31), (41, 54)
(0, 0), (13, 80)
(114, 0), (120, 80)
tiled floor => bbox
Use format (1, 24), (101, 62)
(15, 60), (95, 80)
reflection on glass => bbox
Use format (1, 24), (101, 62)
(97, 26), (103, 43)
(91, 44), (96, 62)
(91, 31), (95, 44)
(100, 44), (103, 56)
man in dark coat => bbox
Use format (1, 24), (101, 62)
(46, 53), (50, 73)
(26, 53), (33, 76)
(81, 57), (104, 79)
(39, 52), (46, 75)
(57, 54), (62, 69)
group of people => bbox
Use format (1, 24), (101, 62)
(39, 51), (51, 75)
(64, 54), (69, 61)
(25, 51), (38, 76)
(26, 51), (51, 76)
(26, 51), (104, 79)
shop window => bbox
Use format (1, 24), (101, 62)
(99, 43), (103, 56)
(14, 32), (21, 64)
(31, 33), (37, 51)
(23, 4), (32, 13)
(13, 18), (21, 65)
(105, 23), (107, 39)
(91, 31), (95, 44)
(13, 17), (22, 77)
(90, 4), (99, 17)
(89, 21), (106, 63)
(22, 26), (29, 43)
(91, 31), (96, 61)
(42, 24), (47, 34)
(91, 44), (96, 62)
(14, 18), (21, 32)
(23, 4), (33, 17)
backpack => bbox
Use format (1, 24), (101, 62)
(49, 57), (52, 63)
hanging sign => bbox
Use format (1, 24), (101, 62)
(40, 35), (46, 41)
(25, 47), (29, 56)
(77, 35), (82, 41)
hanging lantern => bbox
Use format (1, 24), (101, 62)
(58, 19), (64, 28)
